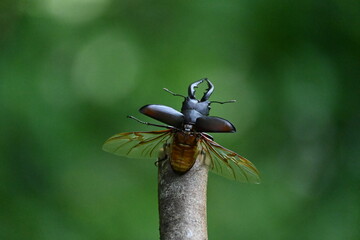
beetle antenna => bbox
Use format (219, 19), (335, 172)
(163, 88), (186, 98)
(127, 115), (178, 130)
(210, 100), (236, 104)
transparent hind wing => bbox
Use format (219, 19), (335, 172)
(103, 130), (173, 159)
(200, 135), (260, 183)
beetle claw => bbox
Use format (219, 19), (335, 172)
(201, 79), (214, 101)
(188, 78), (214, 101)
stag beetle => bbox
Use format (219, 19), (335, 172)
(139, 78), (236, 133)
(103, 78), (260, 183)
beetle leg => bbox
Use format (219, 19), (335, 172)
(163, 88), (185, 98)
(210, 100), (236, 104)
(154, 159), (162, 167)
(155, 143), (170, 166)
(127, 115), (178, 130)
(199, 149), (211, 168)
(155, 155), (167, 167)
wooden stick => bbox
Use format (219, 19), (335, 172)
(158, 150), (208, 240)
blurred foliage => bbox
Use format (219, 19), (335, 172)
(0, 0), (359, 239)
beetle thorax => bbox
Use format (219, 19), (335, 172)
(181, 98), (210, 115)
(181, 97), (210, 124)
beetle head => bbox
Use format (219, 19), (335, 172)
(181, 78), (214, 117)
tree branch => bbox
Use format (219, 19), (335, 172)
(158, 150), (208, 240)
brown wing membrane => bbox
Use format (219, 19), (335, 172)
(200, 135), (260, 183)
(103, 130), (173, 159)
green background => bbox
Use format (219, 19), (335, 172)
(1, 0), (359, 239)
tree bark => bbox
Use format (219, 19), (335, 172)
(158, 150), (208, 240)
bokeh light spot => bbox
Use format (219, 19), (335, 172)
(73, 31), (140, 104)
(44, 0), (110, 24)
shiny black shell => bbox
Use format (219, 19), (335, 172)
(139, 79), (236, 133)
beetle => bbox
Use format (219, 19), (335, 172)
(103, 78), (260, 183)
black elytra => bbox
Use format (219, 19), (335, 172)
(139, 78), (236, 133)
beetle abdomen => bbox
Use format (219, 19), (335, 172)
(170, 132), (199, 173)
